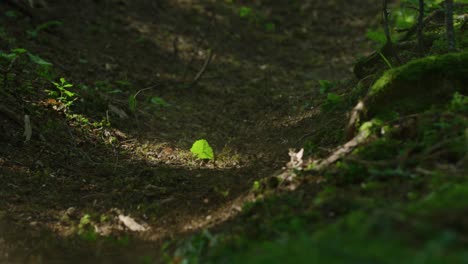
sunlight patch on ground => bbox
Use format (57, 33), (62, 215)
(127, 139), (248, 170)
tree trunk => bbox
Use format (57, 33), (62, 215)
(445, 0), (456, 51)
(418, 0), (425, 54)
(382, 0), (402, 64)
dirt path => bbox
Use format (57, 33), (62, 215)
(0, 0), (378, 261)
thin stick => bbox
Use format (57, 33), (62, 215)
(189, 49), (214, 88)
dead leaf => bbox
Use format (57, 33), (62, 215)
(287, 148), (304, 168)
(118, 214), (148, 232)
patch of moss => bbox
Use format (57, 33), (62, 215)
(371, 51), (468, 95)
(365, 52), (468, 118)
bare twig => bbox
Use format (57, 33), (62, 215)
(173, 36), (179, 59)
(189, 49), (214, 88)
(181, 9), (217, 83)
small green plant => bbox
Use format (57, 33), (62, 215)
(366, 29), (386, 46)
(322, 92), (343, 111)
(239, 6), (253, 18)
(128, 94), (137, 113)
(150, 96), (169, 108)
(190, 139), (214, 160)
(49, 78), (76, 107)
(0, 48), (26, 61)
(252, 181), (261, 192)
(318, 80), (334, 94)
(264, 22), (276, 32)
(28, 52), (53, 66)
(449, 92), (467, 112)
(78, 214), (98, 241)
(0, 48), (52, 66)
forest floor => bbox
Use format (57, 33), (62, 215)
(0, 0), (378, 261)
(0, 0), (467, 263)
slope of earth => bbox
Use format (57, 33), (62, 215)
(0, 0), (378, 262)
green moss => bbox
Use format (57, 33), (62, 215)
(409, 183), (468, 215)
(371, 52), (468, 95)
(221, 210), (468, 264)
(364, 52), (468, 118)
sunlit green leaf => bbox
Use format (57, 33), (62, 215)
(190, 139), (214, 160)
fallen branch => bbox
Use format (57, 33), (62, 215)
(314, 131), (372, 171)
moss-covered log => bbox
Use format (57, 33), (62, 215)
(347, 51), (468, 138)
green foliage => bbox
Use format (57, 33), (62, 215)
(322, 92), (343, 111)
(251, 180), (261, 193)
(50, 78), (76, 107)
(365, 51), (468, 119)
(128, 94), (137, 113)
(150, 96), (169, 108)
(449, 92), (468, 112)
(78, 214), (98, 241)
(0, 48), (52, 67)
(366, 29), (386, 46)
(318, 80), (334, 94)
(174, 230), (218, 264)
(190, 139), (214, 160)
(237, 5), (276, 32)
(410, 183), (468, 214)
(358, 118), (384, 138)
(264, 22), (276, 32)
(27, 52), (53, 66)
(27, 21), (63, 39)
(239, 7), (253, 18)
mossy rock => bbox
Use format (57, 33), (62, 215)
(365, 51), (468, 119)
